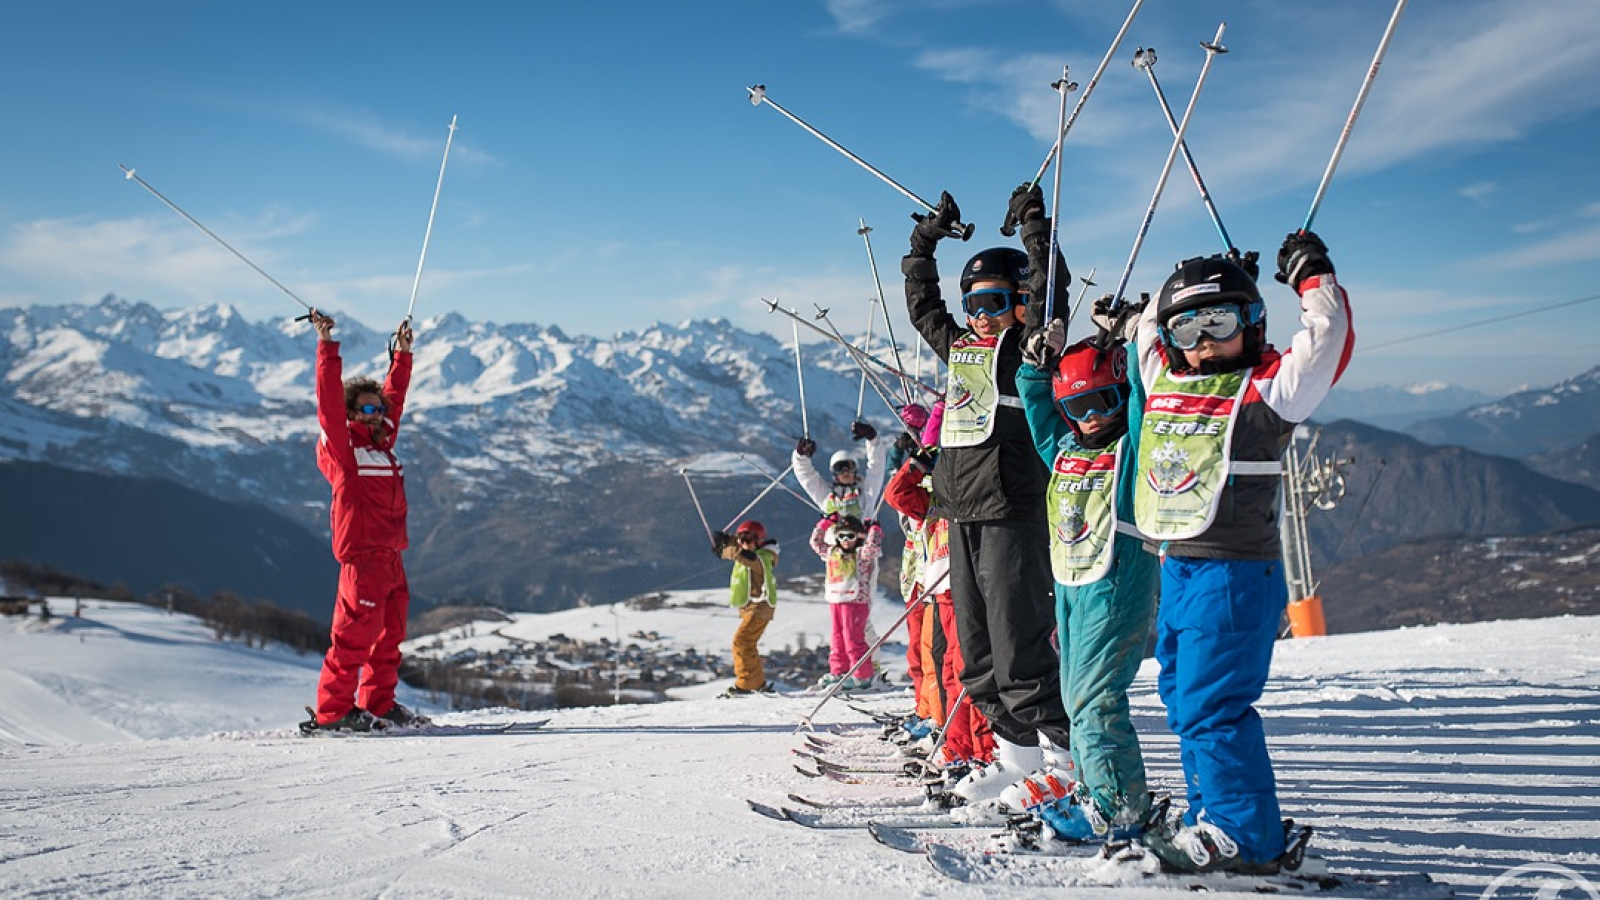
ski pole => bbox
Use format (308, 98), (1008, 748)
(858, 220), (911, 406)
(746, 85), (973, 241)
(405, 115), (458, 325)
(792, 319), (810, 439)
(737, 454), (822, 514)
(920, 682), (971, 773)
(1108, 24), (1229, 309)
(119, 165), (315, 316)
(1069, 266), (1099, 326)
(813, 304), (904, 422)
(797, 571), (948, 732)
(724, 464), (795, 531)
(764, 298), (942, 400)
(1043, 66), (1073, 324)
(1000, 0), (1148, 236)
(1302, 0), (1410, 232)
(680, 469), (716, 546)
(854, 293), (877, 419)
(1136, 49), (1235, 253)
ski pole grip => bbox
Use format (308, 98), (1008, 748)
(999, 211), (1018, 238)
(948, 221), (975, 241)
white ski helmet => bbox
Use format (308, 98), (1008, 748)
(829, 450), (857, 472)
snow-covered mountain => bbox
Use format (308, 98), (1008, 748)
(4, 599), (1598, 898)
(1406, 366), (1600, 455)
(1312, 381), (1491, 431)
(0, 297), (904, 609)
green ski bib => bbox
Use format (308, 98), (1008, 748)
(942, 331), (1020, 448)
(729, 547), (778, 608)
(1134, 368), (1258, 541)
(1047, 440), (1122, 586)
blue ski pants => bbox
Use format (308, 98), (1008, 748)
(1057, 533), (1159, 822)
(1155, 555), (1288, 863)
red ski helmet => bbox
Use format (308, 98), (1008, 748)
(1052, 338), (1129, 424)
(735, 520), (767, 543)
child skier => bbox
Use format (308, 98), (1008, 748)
(882, 423), (996, 773)
(809, 514), (883, 691)
(792, 421), (892, 520)
(712, 520), (780, 697)
(300, 311), (428, 734)
(1133, 233), (1353, 873)
(1016, 309), (1159, 839)
(903, 186), (1074, 802)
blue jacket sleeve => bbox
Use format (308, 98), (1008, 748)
(1017, 361), (1072, 467)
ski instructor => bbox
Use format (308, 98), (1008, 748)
(300, 311), (428, 734)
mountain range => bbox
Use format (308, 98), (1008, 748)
(3, 295), (1600, 619)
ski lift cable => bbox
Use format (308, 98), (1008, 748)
(1357, 292), (1600, 354)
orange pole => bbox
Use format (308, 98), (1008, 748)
(1287, 595), (1327, 638)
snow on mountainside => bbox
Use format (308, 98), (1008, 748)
(3, 600), (1598, 898)
(0, 297), (898, 608)
(1407, 365), (1600, 456)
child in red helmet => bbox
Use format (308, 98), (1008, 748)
(1016, 312), (1159, 840)
(300, 311), (427, 734)
(711, 520), (779, 697)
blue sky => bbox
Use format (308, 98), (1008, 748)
(2, 0), (1597, 394)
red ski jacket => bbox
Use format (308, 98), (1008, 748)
(316, 342), (411, 562)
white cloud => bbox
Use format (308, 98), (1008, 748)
(1475, 221), (1600, 273)
(1460, 182), (1497, 203)
(289, 107), (499, 168)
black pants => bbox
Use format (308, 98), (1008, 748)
(949, 513), (1070, 749)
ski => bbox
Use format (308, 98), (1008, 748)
(786, 792), (925, 810)
(299, 717), (549, 738)
(868, 820), (1012, 854)
(780, 806), (972, 831)
(746, 799), (791, 822)
(922, 841), (1452, 897)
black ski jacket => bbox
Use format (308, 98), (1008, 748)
(902, 254), (1049, 523)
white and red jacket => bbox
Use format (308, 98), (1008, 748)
(316, 342), (412, 562)
(1134, 272), (1354, 559)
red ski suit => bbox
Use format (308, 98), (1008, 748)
(313, 341), (412, 724)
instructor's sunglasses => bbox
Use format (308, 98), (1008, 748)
(961, 287), (1020, 319)
(1058, 386), (1127, 423)
(1165, 306), (1245, 350)
(356, 403), (388, 416)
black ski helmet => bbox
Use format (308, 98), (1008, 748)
(960, 247), (1031, 293)
(1155, 254), (1266, 372)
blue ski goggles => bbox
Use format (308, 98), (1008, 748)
(961, 287), (1021, 319)
(355, 403), (388, 416)
(1057, 385), (1127, 423)
(1164, 305), (1245, 351)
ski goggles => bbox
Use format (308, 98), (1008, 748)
(961, 287), (1021, 319)
(1164, 305), (1245, 350)
(831, 460), (858, 474)
(834, 531), (861, 543)
(1057, 385), (1127, 423)
(355, 403), (388, 416)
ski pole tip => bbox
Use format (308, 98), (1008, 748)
(119, 164), (135, 179)
(746, 84), (767, 105)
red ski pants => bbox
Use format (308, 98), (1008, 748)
(936, 592), (994, 764)
(316, 550), (410, 723)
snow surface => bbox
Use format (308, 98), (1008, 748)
(3, 600), (1599, 899)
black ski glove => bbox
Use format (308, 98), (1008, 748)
(1276, 231), (1334, 287)
(908, 191), (961, 258)
(795, 437), (817, 458)
(894, 431), (920, 456)
(1227, 248), (1262, 283)
(711, 531), (733, 557)
(1008, 183), (1046, 227)
(850, 421), (877, 441)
